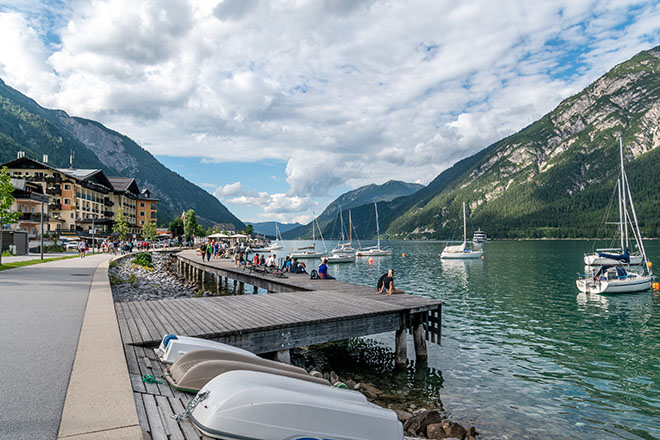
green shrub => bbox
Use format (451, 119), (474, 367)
(131, 252), (153, 268)
(109, 274), (125, 285)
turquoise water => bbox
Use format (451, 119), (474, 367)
(273, 240), (660, 440)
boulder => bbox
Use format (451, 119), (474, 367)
(426, 423), (447, 439)
(329, 371), (339, 384)
(440, 421), (466, 440)
(358, 383), (383, 400)
(393, 409), (412, 425)
(404, 409), (443, 436)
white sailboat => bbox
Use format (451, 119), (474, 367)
(356, 203), (392, 257)
(577, 138), (654, 294)
(441, 202), (484, 260)
(263, 223), (284, 251)
(289, 216), (327, 259)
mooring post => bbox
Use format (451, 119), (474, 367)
(216, 274), (220, 294)
(413, 313), (428, 362)
(238, 281), (244, 294)
(395, 325), (407, 366)
(275, 349), (291, 364)
(200, 269), (205, 289)
(253, 285), (259, 294)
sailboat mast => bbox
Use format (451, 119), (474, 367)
(620, 138), (629, 250)
(463, 202), (467, 244)
(349, 210), (353, 245)
(375, 202), (381, 249)
(339, 205), (345, 242)
(618, 179), (624, 251)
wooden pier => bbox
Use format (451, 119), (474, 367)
(115, 250), (443, 439)
(116, 250), (442, 365)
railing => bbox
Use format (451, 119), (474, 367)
(46, 185), (61, 195)
(103, 210), (114, 217)
(104, 198), (114, 206)
(18, 212), (49, 222)
(49, 203), (62, 210)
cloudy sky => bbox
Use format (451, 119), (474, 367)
(1, 0), (660, 223)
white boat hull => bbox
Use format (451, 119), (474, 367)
(155, 335), (255, 364)
(289, 252), (325, 259)
(356, 249), (391, 257)
(441, 250), (483, 259)
(584, 253), (643, 266)
(576, 275), (653, 294)
(190, 371), (403, 440)
(327, 254), (354, 263)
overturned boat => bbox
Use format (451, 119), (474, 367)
(165, 350), (328, 393)
(155, 334), (255, 364)
(186, 370), (403, 440)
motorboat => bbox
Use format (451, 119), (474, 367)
(186, 370), (403, 440)
(441, 202), (484, 259)
(263, 223), (284, 251)
(473, 229), (487, 243)
(155, 334), (255, 364)
(327, 252), (354, 263)
(166, 358), (329, 393)
(290, 216), (328, 259)
(577, 265), (653, 294)
(356, 203), (392, 257)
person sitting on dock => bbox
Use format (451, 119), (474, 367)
(318, 258), (335, 279)
(253, 253), (260, 265)
(294, 259), (306, 273)
(377, 269), (404, 295)
(283, 256), (293, 272)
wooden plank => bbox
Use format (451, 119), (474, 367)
(132, 301), (163, 344)
(125, 301), (152, 345)
(142, 393), (168, 440)
(133, 392), (149, 431)
(156, 395), (185, 440)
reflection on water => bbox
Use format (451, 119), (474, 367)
(275, 240), (660, 440)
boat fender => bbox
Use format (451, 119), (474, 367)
(333, 382), (348, 389)
(163, 334), (178, 348)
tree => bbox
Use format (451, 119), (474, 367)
(113, 207), (129, 240)
(242, 224), (254, 237)
(142, 221), (157, 241)
(168, 218), (184, 238)
(0, 166), (20, 265)
(183, 209), (198, 242)
(195, 224), (207, 238)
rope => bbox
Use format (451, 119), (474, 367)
(142, 374), (163, 384)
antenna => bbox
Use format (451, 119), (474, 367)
(69, 150), (74, 168)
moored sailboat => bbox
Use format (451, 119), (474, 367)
(577, 138), (654, 294)
(441, 202), (484, 260)
(356, 203), (392, 257)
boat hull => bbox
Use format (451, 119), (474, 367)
(289, 252), (325, 259)
(356, 249), (391, 257)
(190, 371), (403, 440)
(441, 250), (483, 259)
(576, 275), (653, 294)
(155, 335), (255, 364)
(327, 254), (354, 263)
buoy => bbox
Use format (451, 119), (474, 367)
(402, 253), (406, 257)
(368, 258), (373, 265)
(481, 255), (485, 260)
(648, 261), (653, 269)
(653, 282), (659, 291)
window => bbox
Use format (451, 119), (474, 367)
(140, 220), (144, 225)
(64, 184), (71, 191)
(140, 202), (145, 207)
(64, 198), (71, 205)
(151, 212), (157, 219)
(70, 224), (75, 231)
(140, 211), (145, 216)
(71, 213), (74, 219)
(151, 203), (156, 210)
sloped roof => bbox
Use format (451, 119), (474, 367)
(108, 177), (140, 195)
(57, 168), (101, 180)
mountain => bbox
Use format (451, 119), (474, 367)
(282, 180), (423, 239)
(248, 221), (303, 237)
(0, 78), (244, 229)
(366, 45), (660, 239)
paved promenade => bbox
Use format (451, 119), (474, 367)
(0, 254), (139, 440)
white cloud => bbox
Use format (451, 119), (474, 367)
(213, 181), (244, 197)
(1, 0), (660, 222)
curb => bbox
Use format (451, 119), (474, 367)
(58, 258), (146, 439)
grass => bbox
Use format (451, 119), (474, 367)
(0, 255), (80, 271)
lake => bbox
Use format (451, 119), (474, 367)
(269, 239), (660, 440)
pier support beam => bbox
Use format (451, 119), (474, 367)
(395, 326), (407, 366)
(216, 275), (221, 294)
(413, 314), (427, 362)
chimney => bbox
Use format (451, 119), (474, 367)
(17, 151), (25, 159)
(43, 154), (49, 163)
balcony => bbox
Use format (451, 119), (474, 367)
(104, 198), (114, 206)
(48, 202), (62, 211)
(46, 185), (61, 195)
(18, 212), (48, 222)
(103, 210), (114, 217)
(45, 175), (63, 184)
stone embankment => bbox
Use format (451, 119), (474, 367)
(109, 252), (205, 302)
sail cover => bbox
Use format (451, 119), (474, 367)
(597, 249), (630, 263)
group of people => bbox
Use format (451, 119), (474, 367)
(198, 240), (231, 262)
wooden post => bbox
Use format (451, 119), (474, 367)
(238, 281), (244, 294)
(275, 349), (291, 364)
(412, 313), (427, 362)
(253, 285), (259, 294)
(216, 274), (221, 294)
(395, 327), (407, 366)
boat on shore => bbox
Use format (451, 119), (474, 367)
(155, 334), (255, 364)
(187, 370), (403, 440)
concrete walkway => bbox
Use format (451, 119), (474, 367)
(1, 252), (79, 263)
(0, 254), (141, 440)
